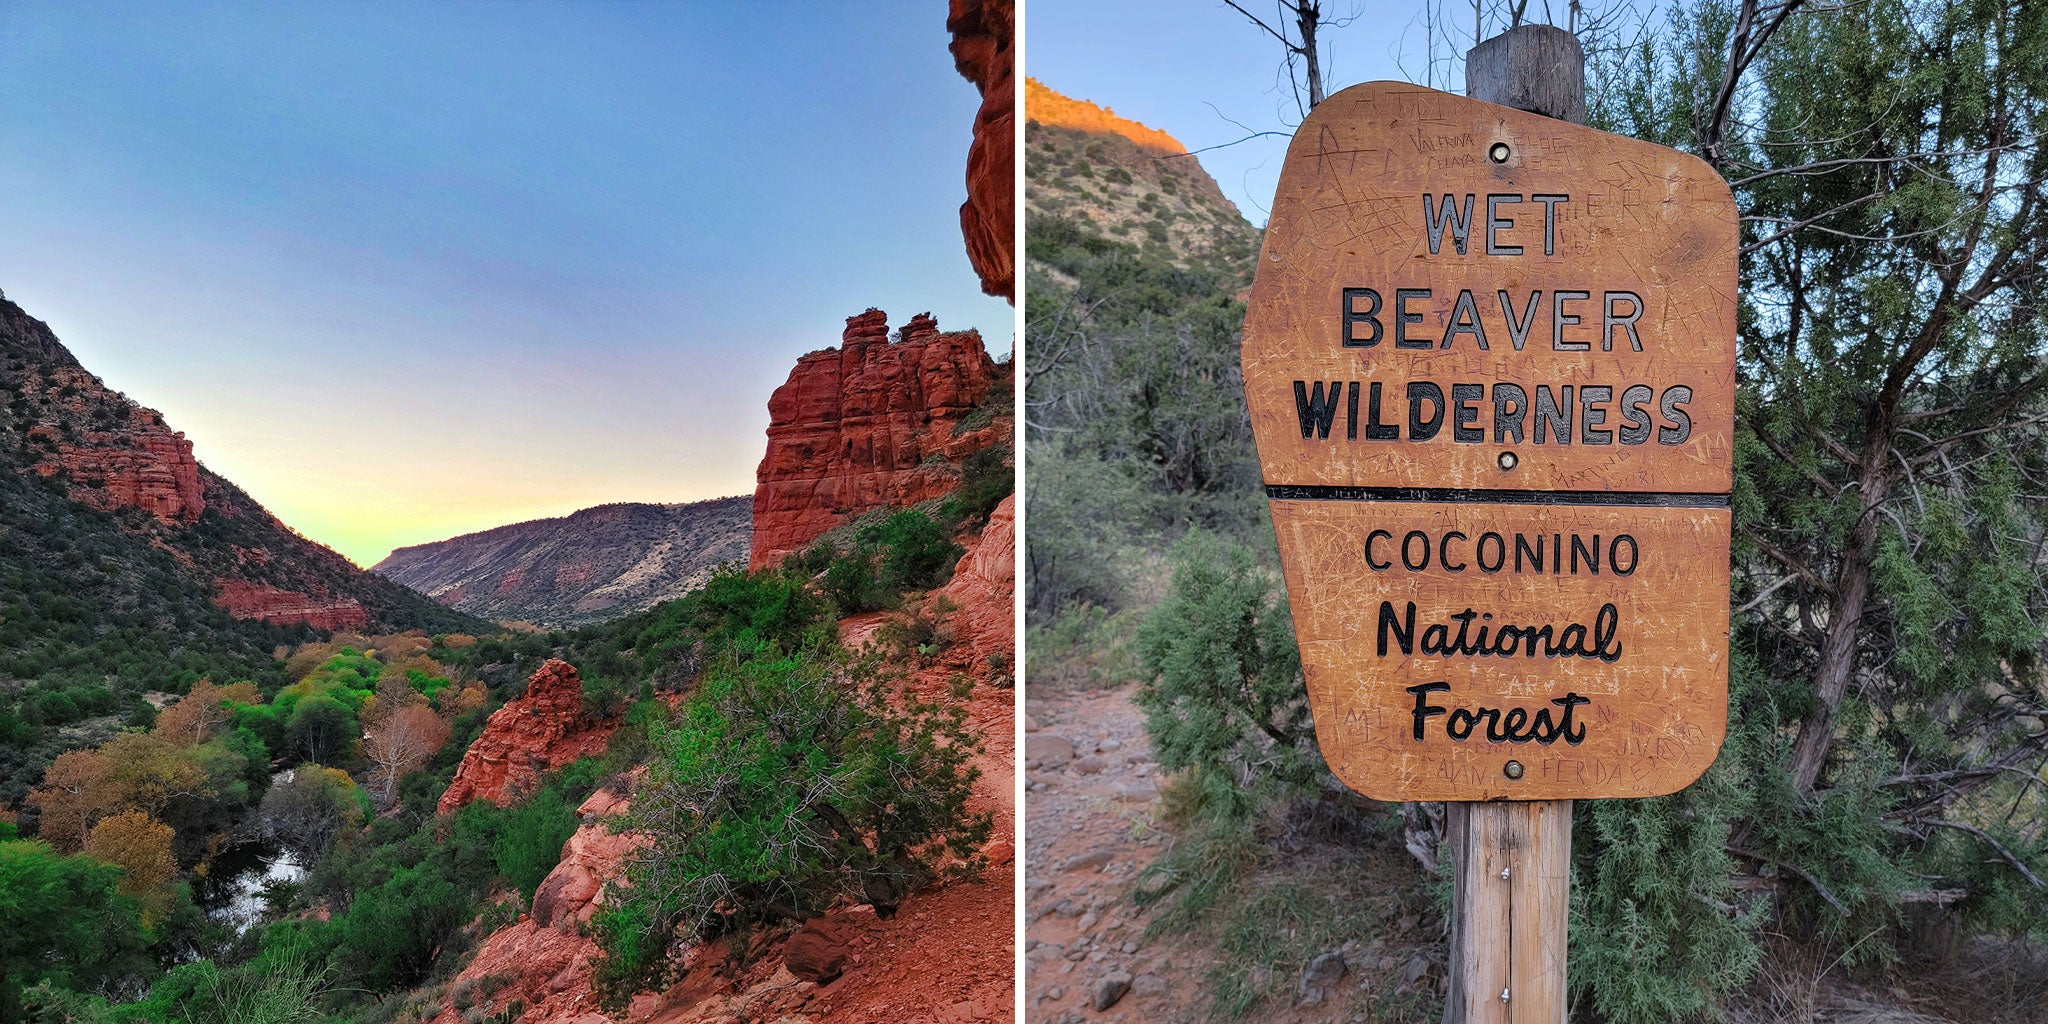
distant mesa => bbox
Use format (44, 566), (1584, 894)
(750, 308), (1008, 569)
(1025, 78), (1189, 155)
(373, 495), (753, 630)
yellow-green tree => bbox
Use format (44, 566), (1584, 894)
(84, 810), (177, 927)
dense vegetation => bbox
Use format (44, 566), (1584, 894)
(1, 484), (997, 1023)
(1027, 0), (2048, 1019)
(591, 585), (991, 1006)
(0, 306), (487, 810)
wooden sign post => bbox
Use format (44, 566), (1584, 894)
(1240, 26), (1737, 1024)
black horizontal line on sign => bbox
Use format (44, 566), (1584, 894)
(1263, 485), (1731, 509)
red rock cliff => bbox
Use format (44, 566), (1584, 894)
(26, 368), (205, 525)
(212, 580), (368, 631)
(2, 292), (472, 637)
(437, 659), (615, 814)
(749, 310), (998, 569)
(949, 0), (1015, 301)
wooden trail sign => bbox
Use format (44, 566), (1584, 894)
(1242, 79), (1738, 803)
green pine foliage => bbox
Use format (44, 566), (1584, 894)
(815, 509), (966, 616)
(0, 839), (150, 1022)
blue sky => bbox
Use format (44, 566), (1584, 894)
(1027, 0), (1448, 225)
(0, 2), (1009, 565)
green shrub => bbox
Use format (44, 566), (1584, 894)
(940, 446), (1014, 529)
(1134, 531), (1320, 811)
(822, 552), (891, 616)
(861, 510), (962, 594)
(592, 646), (989, 1005)
(490, 786), (578, 904)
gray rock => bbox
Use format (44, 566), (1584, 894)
(1113, 781), (1158, 803)
(1297, 951), (1347, 1007)
(1097, 738), (1123, 752)
(1063, 849), (1116, 873)
(1132, 973), (1169, 998)
(1026, 734), (1075, 769)
(1092, 970), (1134, 1011)
(1132, 870), (1176, 901)
(1403, 954), (1435, 985)
(1246, 966), (1272, 994)
(1071, 755), (1111, 775)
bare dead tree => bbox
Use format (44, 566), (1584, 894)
(1224, 0), (1336, 114)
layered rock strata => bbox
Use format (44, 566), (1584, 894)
(211, 580), (367, 631)
(748, 310), (998, 569)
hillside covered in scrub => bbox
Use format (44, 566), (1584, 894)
(373, 497), (753, 630)
(0, 292), (488, 812)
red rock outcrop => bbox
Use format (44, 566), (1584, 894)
(437, 660), (615, 814)
(936, 494), (1015, 663)
(949, 0), (1015, 301)
(211, 580), (368, 631)
(749, 310), (999, 569)
(427, 506), (1018, 1024)
(784, 915), (859, 983)
(429, 787), (643, 1024)
(532, 789), (648, 928)
(27, 373), (205, 525)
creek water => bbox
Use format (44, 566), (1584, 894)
(199, 842), (305, 934)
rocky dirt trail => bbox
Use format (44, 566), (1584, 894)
(1025, 683), (1438, 1024)
(1023, 683), (1191, 1023)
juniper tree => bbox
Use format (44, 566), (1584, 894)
(1565, 0), (2048, 1018)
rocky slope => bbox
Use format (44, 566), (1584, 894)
(428, 499), (1018, 1024)
(374, 497), (752, 629)
(949, 0), (1015, 301)
(1025, 79), (1261, 274)
(749, 309), (1007, 569)
(0, 291), (480, 638)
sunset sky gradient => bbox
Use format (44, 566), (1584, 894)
(0, 3), (1009, 566)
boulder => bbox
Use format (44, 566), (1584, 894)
(785, 916), (861, 983)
